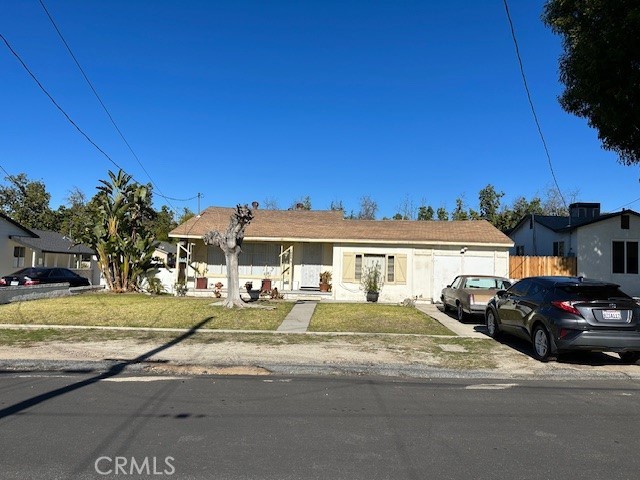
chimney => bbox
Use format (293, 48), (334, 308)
(569, 202), (600, 220)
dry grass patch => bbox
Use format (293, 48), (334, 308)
(0, 293), (292, 330)
(309, 303), (453, 335)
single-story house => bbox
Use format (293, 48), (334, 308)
(0, 212), (99, 285)
(153, 241), (177, 268)
(169, 206), (513, 302)
(509, 202), (640, 296)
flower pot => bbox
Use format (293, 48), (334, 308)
(319, 282), (330, 292)
(196, 277), (208, 289)
(261, 278), (272, 293)
(366, 291), (379, 302)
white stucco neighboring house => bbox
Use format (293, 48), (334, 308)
(0, 212), (100, 284)
(169, 206), (513, 303)
(508, 202), (640, 296)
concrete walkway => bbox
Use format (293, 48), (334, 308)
(415, 303), (487, 338)
(276, 301), (318, 333)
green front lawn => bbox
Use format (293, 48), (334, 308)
(309, 303), (453, 335)
(0, 293), (292, 331)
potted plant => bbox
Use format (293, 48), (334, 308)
(191, 262), (208, 289)
(319, 270), (332, 292)
(361, 263), (383, 302)
(261, 266), (273, 293)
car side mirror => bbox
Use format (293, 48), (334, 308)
(496, 290), (507, 298)
(446, 285), (451, 288)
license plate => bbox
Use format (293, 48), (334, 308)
(10, 281), (18, 286)
(603, 310), (622, 321)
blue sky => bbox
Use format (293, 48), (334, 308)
(2, 0), (639, 220)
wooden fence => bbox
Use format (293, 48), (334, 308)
(509, 256), (577, 279)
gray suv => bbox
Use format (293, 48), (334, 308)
(485, 276), (640, 362)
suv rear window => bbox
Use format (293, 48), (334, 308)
(555, 285), (630, 301)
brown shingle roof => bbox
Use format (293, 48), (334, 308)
(169, 207), (513, 246)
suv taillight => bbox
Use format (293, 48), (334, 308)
(0, 279), (6, 285)
(552, 300), (581, 316)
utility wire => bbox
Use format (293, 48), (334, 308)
(1, 33), (128, 174)
(502, 0), (567, 209)
(37, 0), (185, 209)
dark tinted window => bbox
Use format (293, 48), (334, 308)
(613, 241), (625, 274)
(555, 285), (631, 301)
(30, 269), (49, 279)
(527, 281), (547, 300)
(628, 242), (639, 274)
(621, 215), (630, 229)
(57, 269), (76, 278)
(508, 279), (532, 297)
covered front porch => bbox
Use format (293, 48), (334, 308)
(177, 239), (334, 296)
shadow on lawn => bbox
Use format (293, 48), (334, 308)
(0, 317), (213, 420)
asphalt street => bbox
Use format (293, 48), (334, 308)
(1, 373), (640, 480)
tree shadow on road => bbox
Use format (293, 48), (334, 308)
(0, 317), (213, 420)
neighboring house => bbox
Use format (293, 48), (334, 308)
(153, 241), (177, 268)
(509, 202), (640, 296)
(0, 212), (99, 285)
(169, 207), (513, 302)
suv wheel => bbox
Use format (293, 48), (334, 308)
(456, 303), (465, 322)
(619, 352), (640, 364)
(486, 310), (500, 339)
(532, 325), (551, 362)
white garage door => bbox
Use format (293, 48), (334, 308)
(431, 254), (495, 302)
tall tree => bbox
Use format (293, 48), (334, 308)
(177, 207), (196, 225)
(148, 205), (178, 242)
(436, 207), (448, 221)
(478, 184), (504, 224)
(55, 187), (91, 242)
(0, 173), (55, 229)
(79, 170), (157, 292)
(358, 195), (378, 220)
(417, 205), (435, 221)
(451, 197), (468, 221)
(203, 204), (254, 308)
(329, 200), (344, 212)
(543, 0), (640, 165)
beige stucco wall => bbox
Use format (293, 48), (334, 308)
(333, 243), (510, 303)
(298, 242), (509, 303)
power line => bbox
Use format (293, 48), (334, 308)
(37, 0), (182, 209)
(1, 32), (195, 219)
(502, 0), (567, 209)
(1, 33), (128, 173)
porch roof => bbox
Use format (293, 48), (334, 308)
(169, 207), (513, 246)
(10, 229), (95, 255)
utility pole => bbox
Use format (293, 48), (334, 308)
(197, 192), (202, 215)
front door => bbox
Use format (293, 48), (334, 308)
(300, 243), (322, 288)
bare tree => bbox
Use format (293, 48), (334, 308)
(395, 195), (415, 220)
(358, 195), (378, 220)
(203, 204), (254, 308)
(262, 197), (279, 210)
